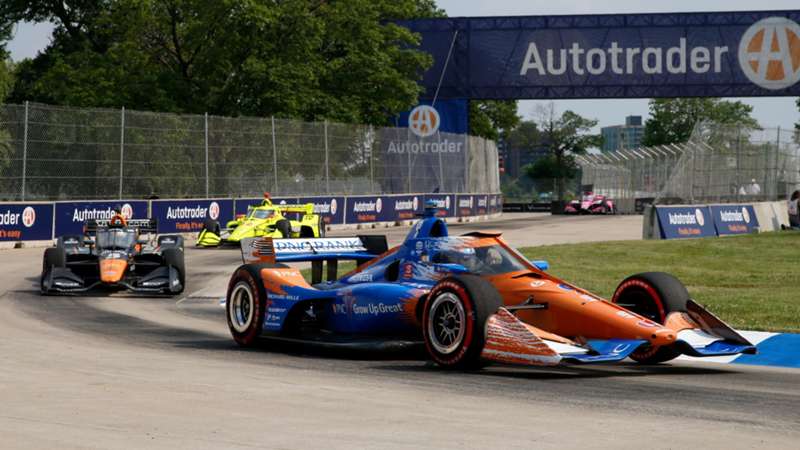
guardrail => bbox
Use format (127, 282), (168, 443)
(0, 193), (502, 242)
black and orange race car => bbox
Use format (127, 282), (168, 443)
(40, 217), (185, 295)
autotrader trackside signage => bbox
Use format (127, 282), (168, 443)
(300, 196), (345, 225)
(456, 194), (475, 217)
(710, 204), (759, 235)
(54, 201), (148, 236)
(152, 199), (233, 233)
(423, 194), (455, 217)
(0, 203), (54, 241)
(655, 206), (716, 239)
(398, 11), (800, 99)
(345, 195), (390, 223)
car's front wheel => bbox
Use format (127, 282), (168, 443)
(422, 275), (502, 369)
(612, 272), (689, 364)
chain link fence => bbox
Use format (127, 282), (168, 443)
(578, 123), (800, 214)
(0, 102), (499, 201)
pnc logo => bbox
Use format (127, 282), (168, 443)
(408, 105), (440, 138)
(739, 17), (800, 90)
(209, 202), (220, 220)
(22, 207), (36, 228)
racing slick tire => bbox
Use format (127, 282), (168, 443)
(318, 216), (326, 238)
(162, 248), (185, 294)
(422, 275), (503, 370)
(226, 263), (289, 347)
(612, 272), (689, 364)
(276, 219), (291, 238)
(41, 247), (67, 293)
(202, 218), (221, 236)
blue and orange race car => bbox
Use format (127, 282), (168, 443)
(225, 206), (755, 369)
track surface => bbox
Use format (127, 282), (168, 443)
(2, 214), (798, 449)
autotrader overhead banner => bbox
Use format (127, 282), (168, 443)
(398, 11), (800, 99)
(655, 206), (716, 239)
(54, 200), (148, 236)
(0, 203), (53, 241)
(152, 199), (233, 233)
(710, 204), (759, 235)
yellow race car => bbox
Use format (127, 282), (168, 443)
(197, 196), (324, 247)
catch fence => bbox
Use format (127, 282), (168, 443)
(0, 102), (499, 201)
(578, 123), (800, 214)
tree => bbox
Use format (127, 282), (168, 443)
(642, 98), (759, 146)
(524, 103), (600, 201)
(2, 0), (439, 125)
(469, 100), (520, 141)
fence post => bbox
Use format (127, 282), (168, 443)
(204, 112), (209, 198)
(369, 126), (374, 194)
(119, 106), (125, 199)
(271, 116), (278, 193)
(21, 101), (29, 201)
(324, 120), (330, 194)
(775, 126), (781, 200)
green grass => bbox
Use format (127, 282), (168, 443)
(300, 232), (800, 332)
(519, 232), (800, 333)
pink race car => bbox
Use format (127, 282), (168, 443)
(564, 192), (615, 215)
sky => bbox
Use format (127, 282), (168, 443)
(6, 1), (800, 131)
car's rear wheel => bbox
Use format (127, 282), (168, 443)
(612, 272), (689, 364)
(276, 219), (291, 238)
(422, 275), (502, 369)
(202, 218), (221, 235)
(226, 263), (287, 347)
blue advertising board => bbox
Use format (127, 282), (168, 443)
(710, 204), (759, 235)
(54, 200), (148, 237)
(152, 199), (233, 233)
(423, 194), (455, 218)
(398, 11), (800, 99)
(387, 194), (424, 221)
(299, 196), (346, 225)
(0, 203), (54, 241)
(655, 206), (717, 239)
(456, 194), (475, 217)
(345, 195), (390, 224)
(394, 99), (468, 134)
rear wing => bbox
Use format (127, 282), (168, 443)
(85, 218), (158, 235)
(240, 236), (387, 265)
(274, 203), (315, 216)
(241, 235), (388, 284)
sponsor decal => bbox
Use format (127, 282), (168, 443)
(616, 310), (635, 319)
(209, 201), (220, 220)
(656, 206), (716, 239)
(520, 38), (731, 78)
(557, 283), (574, 291)
(348, 272), (373, 283)
(331, 198), (338, 215)
(166, 206), (209, 220)
(710, 204), (759, 236)
(408, 105), (440, 138)
(21, 207), (36, 227)
(273, 238), (366, 254)
(738, 17), (800, 90)
(530, 280), (547, 288)
(638, 320), (659, 328)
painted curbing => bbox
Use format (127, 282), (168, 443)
(676, 330), (800, 368)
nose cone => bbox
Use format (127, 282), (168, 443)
(649, 328), (677, 347)
(100, 259), (127, 283)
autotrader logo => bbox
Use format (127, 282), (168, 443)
(695, 208), (705, 227)
(121, 203), (133, 219)
(739, 17), (800, 90)
(408, 105), (440, 138)
(209, 202), (220, 220)
(22, 207), (36, 227)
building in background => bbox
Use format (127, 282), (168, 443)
(601, 116), (644, 152)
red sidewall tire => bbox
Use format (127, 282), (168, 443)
(226, 265), (268, 347)
(422, 280), (476, 367)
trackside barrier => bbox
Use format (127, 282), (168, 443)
(0, 193), (501, 242)
(644, 201), (790, 239)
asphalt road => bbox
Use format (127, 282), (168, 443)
(1, 213), (798, 449)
